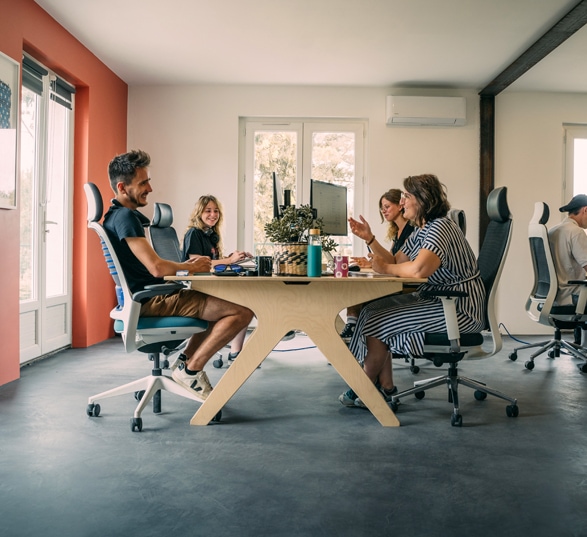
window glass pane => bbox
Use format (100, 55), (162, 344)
(573, 138), (587, 196)
(311, 131), (355, 256)
(45, 99), (69, 297)
(19, 87), (39, 301)
(253, 131), (297, 254)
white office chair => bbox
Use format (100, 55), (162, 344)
(84, 183), (219, 432)
(508, 201), (587, 372)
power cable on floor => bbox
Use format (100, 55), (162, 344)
(498, 323), (531, 345)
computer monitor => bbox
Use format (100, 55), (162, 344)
(310, 179), (348, 236)
(272, 172), (284, 219)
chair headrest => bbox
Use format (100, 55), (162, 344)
(530, 201), (549, 225)
(151, 203), (174, 228)
(487, 186), (510, 223)
(84, 182), (103, 223)
(447, 208), (466, 234)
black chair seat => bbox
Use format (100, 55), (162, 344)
(424, 331), (484, 347)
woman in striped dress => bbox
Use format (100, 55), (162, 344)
(343, 174), (485, 409)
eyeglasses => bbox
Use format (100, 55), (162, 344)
(400, 191), (413, 201)
(213, 264), (244, 274)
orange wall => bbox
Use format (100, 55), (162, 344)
(0, 0), (128, 386)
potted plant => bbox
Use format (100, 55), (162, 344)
(264, 204), (337, 275)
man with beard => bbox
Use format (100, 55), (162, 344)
(103, 149), (253, 399)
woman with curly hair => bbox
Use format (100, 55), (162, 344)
(340, 174), (485, 409)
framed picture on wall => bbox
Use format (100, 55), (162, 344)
(0, 51), (19, 209)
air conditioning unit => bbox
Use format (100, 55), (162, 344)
(386, 96), (466, 126)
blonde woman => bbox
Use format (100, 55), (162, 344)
(183, 195), (251, 265)
(183, 195), (252, 363)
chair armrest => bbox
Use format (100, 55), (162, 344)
(420, 289), (468, 347)
(568, 280), (587, 316)
(132, 282), (185, 302)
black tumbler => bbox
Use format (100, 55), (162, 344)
(256, 255), (273, 276)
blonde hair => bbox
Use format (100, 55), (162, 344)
(379, 188), (404, 242)
(186, 195), (225, 257)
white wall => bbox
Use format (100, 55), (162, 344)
(127, 84), (587, 335)
(495, 91), (587, 335)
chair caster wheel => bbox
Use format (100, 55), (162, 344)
(131, 417), (143, 432)
(212, 410), (222, 422)
(578, 363), (587, 373)
(548, 350), (556, 359)
(509, 351), (517, 361)
(414, 391), (425, 400)
(451, 413), (463, 427)
(410, 365), (420, 374)
(506, 404), (519, 417)
(134, 390), (145, 401)
(524, 360), (535, 370)
(474, 390), (487, 401)
(213, 357), (223, 368)
(87, 403), (100, 417)
(390, 401), (399, 412)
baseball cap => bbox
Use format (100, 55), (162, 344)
(559, 194), (587, 213)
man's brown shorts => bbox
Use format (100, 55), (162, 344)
(140, 289), (208, 319)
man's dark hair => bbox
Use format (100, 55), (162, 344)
(108, 150), (151, 193)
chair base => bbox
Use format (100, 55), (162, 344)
(390, 363), (519, 426)
(509, 329), (587, 372)
(86, 352), (214, 431)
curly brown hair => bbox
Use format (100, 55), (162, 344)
(403, 174), (450, 226)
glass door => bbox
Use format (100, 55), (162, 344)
(19, 56), (74, 364)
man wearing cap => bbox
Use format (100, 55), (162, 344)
(548, 194), (587, 306)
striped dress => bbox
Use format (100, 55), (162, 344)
(348, 217), (486, 362)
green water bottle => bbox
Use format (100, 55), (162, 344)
(307, 229), (322, 277)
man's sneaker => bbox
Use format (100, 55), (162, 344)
(172, 365), (213, 400)
(354, 385), (398, 409)
(170, 353), (187, 371)
(228, 351), (261, 368)
(340, 322), (356, 344)
(338, 388), (358, 407)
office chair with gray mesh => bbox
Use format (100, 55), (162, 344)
(390, 187), (519, 426)
(508, 202), (587, 372)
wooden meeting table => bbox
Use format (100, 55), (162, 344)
(165, 273), (425, 427)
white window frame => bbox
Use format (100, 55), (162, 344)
(239, 118), (367, 255)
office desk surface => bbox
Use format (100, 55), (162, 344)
(165, 274), (425, 427)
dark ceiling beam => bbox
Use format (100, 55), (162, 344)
(481, 0), (587, 96)
(477, 0), (587, 246)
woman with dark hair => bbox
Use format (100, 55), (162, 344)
(341, 174), (485, 409)
(183, 195), (252, 362)
(340, 188), (414, 343)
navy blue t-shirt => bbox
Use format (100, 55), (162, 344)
(392, 223), (415, 255)
(103, 199), (164, 294)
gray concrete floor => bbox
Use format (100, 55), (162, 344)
(1, 333), (586, 537)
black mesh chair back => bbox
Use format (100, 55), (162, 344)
(150, 202), (183, 262)
(390, 186), (519, 426)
